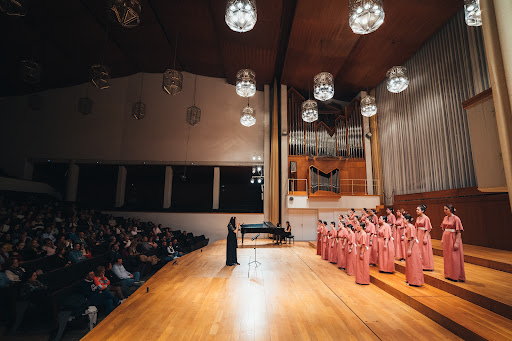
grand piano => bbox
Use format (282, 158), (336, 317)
(240, 222), (285, 244)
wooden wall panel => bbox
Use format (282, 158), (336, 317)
(288, 155), (366, 193)
(393, 187), (512, 251)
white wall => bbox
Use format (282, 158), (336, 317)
(0, 72), (265, 178)
(103, 211), (264, 244)
(286, 194), (380, 210)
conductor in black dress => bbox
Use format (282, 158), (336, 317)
(226, 217), (240, 266)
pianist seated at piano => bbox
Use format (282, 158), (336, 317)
(282, 221), (292, 244)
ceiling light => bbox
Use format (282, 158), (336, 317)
(257, 178), (262, 183)
(301, 99), (318, 123)
(241, 105), (256, 127)
(163, 69), (183, 95)
(361, 95), (377, 117)
(386, 66), (409, 93)
(236, 69), (256, 97)
(225, 0), (257, 33)
(250, 178), (255, 184)
(110, 0), (141, 28)
(314, 72), (334, 101)
(186, 75), (201, 126)
(257, 166), (262, 172)
(90, 65), (111, 90)
(349, 0), (385, 35)
(464, 0), (482, 26)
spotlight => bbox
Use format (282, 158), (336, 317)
(252, 167), (256, 174)
(257, 166), (262, 172)
(252, 156), (256, 161)
(257, 178), (262, 184)
(250, 178), (255, 184)
(257, 155), (262, 161)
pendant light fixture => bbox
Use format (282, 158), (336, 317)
(236, 69), (256, 97)
(91, 23), (111, 89)
(386, 66), (409, 93)
(464, 0), (482, 27)
(314, 72), (334, 101)
(240, 99), (256, 127)
(349, 0), (385, 35)
(225, 0), (257, 33)
(132, 73), (146, 119)
(361, 94), (377, 117)
(163, 35), (183, 95)
(302, 99), (319, 123)
(110, 0), (141, 28)
(0, 0), (27, 16)
(186, 75), (201, 126)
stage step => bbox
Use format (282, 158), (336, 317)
(308, 241), (317, 249)
(369, 267), (512, 341)
(393, 255), (512, 320)
(431, 239), (512, 273)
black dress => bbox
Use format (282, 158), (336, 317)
(226, 217), (238, 266)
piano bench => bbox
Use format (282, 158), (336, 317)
(285, 236), (295, 244)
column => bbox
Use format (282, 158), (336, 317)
(361, 91), (374, 195)
(280, 84), (289, 225)
(65, 162), (79, 202)
(115, 166), (127, 208)
(264, 84), (271, 222)
(163, 166), (173, 209)
(481, 0), (512, 213)
(213, 167), (220, 210)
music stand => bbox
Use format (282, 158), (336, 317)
(248, 233), (261, 268)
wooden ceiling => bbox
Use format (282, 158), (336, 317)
(1, 0), (463, 100)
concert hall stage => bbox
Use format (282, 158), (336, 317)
(83, 239), (471, 340)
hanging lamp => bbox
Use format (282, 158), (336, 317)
(163, 35), (183, 95)
(386, 66), (409, 93)
(361, 94), (377, 117)
(240, 99), (256, 127)
(464, 0), (482, 26)
(349, 0), (385, 35)
(236, 69), (256, 97)
(225, 0), (257, 33)
(186, 75), (201, 126)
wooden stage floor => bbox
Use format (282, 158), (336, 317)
(82, 239), (460, 341)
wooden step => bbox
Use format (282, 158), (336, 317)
(393, 255), (512, 320)
(308, 241), (317, 249)
(431, 239), (512, 273)
(369, 267), (512, 341)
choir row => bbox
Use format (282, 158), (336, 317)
(316, 205), (466, 287)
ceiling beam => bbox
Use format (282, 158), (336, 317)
(146, 0), (183, 70)
(274, 0), (298, 83)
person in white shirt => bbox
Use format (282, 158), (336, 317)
(111, 258), (143, 290)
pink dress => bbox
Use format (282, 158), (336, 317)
(415, 215), (434, 270)
(405, 223), (424, 286)
(328, 228), (338, 263)
(367, 222), (378, 266)
(395, 217), (407, 260)
(321, 226), (329, 260)
(316, 225), (322, 255)
(378, 223), (395, 273)
(441, 215), (466, 282)
(371, 215), (378, 226)
(337, 228), (348, 269)
(387, 214), (396, 257)
(355, 231), (370, 285)
(346, 230), (356, 276)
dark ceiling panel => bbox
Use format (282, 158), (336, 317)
(1, 0), (463, 99)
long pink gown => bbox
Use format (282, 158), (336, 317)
(405, 223), (424, 286)
(321, 226), (329, 260)
(346, 230), (356, 276)
(316, 225), (322, 255)
(337, 227), (348, 269)
(441, 215), (466, 282)
(395, 217), (407, 260)
(378, 223), (395, 273)
(355, 230), (370, 285)
(328, 228), (338, 263)
(387, 214), (396, 257)
(367, 222), (378, 266)
(371, 215), (378, 226)
(415, 215), (434, 270)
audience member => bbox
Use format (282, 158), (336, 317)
(69, 243), (86, 263)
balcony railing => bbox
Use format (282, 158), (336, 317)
(288, 178), (379, 196)
(288, 178), (308, 195)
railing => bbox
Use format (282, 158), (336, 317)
(288, 178), (308, 195)
(340, 179), (380, 195)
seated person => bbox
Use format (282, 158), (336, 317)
(41, 238), (57, 256)
(0, 263), (12, 288)
(94, 266), (124, 301)
(283, 221), (292, 243)
(5, 258), (26, 282)
(111, 258), (143, 291)
(81, 243), (92, 259)
(19, 271), (48, 301)
(68, 243), (87, 263)
(23, 239), (43, 260)
(53, 247), (71, 268)
(81, 271), (119, 315)
(161, 241), (179, 262)
(0, 243), (9, 265)
(41, 226), (56, 243)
